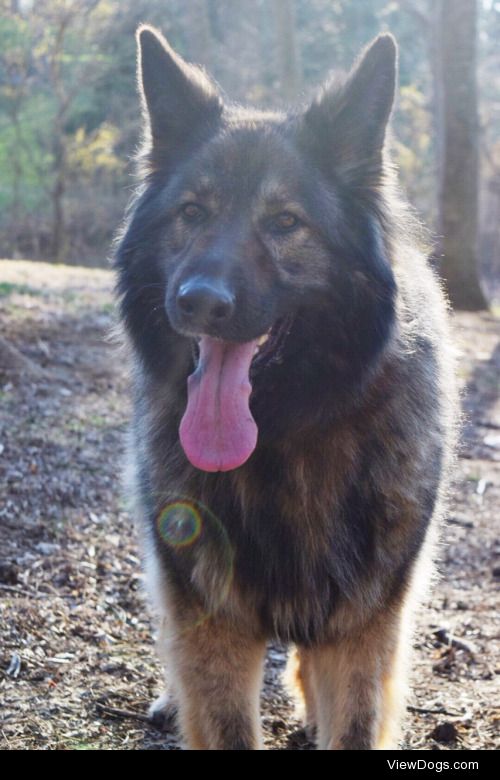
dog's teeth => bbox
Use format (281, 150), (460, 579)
(257, 333), (270, 347)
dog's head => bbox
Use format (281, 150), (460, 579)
(117, 27), (398, 472)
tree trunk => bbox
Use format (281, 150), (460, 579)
(437, 0), (487, 310)
(182, 0), (213, 71)
(271, 0), (300, 103)
(51, 127), (67, 263)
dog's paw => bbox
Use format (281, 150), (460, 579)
(304, 721), (317, 742)
(148, 691), (178, 732)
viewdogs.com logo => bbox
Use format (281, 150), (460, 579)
(387, 760), (479, 772)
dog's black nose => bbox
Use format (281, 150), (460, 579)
(176, 279), (235, 330)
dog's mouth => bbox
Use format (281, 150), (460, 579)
(179, 317), (292, 473)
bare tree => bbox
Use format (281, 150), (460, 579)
(37, 1), (103, 262)
(181, 0), (214, 71)
(436, 0), (487, 309)
(271, 0), (300, 102)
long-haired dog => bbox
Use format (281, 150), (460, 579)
(114, 27), (456, 749)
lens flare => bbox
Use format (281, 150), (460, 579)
(155, 497), (235, 631)
(157, 501), (202, 548)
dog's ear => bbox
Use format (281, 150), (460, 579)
(137, 25), (223, 165)
(301, 34), (397, 186)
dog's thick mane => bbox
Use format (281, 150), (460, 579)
(114, 27), (457, 749)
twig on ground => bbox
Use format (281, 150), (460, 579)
(95, 702), (150, 724)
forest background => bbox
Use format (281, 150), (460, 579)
(0, 0), (499, 310)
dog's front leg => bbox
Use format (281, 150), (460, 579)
(304, 606), (407, 750)
(165, 616), (266, 750)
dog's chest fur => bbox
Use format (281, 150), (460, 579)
(137, 335), (444, 646)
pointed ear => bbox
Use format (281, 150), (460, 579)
(301, 34), (398, 186)
(137, 25), (223, 166)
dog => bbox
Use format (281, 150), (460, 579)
(114, 25), (456, 750)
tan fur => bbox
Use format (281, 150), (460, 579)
(158, 611), (266, 750)
(285, 647), (318, 737)
(295, 605), (405, 750)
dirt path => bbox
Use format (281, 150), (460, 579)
(0, 260), (498, 750)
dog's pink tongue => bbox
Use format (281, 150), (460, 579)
(179, 336), (259, 472)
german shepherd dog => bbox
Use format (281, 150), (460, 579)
(114, 26), (456, 750)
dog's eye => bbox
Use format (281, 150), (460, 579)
(269, 212), (300, 233)
(180, 203), (207, 223)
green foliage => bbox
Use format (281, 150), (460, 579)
(0, 0), (496, 264)
(67, 123), (124, 177)
(0, 91), (57, 210)
(0, 282), (43, 297)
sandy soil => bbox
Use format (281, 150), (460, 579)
(0, 259), (498, 750)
